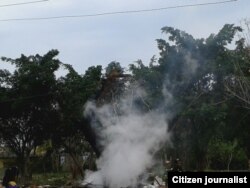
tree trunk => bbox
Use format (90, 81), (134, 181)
(69, 152), (84, 179)
(18, 155), (31, 184)
(227, 153), (233, 171)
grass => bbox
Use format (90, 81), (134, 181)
(0, 169), (72, 186)
(26, 172), (71, 187)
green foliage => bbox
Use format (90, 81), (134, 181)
(0, 22), (250, 178)
(207, 138), (248, 170)
(31, 172), (70, 186)
(105, 61), (123, 76)
(0, 50), (62, 178)
(130, 23), (250, 170)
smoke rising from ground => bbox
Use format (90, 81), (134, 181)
(82, 28), (202, 187)
(83, 91), (170, 188)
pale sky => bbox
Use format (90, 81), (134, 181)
(0, 0), (249, 74)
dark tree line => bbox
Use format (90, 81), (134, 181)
(0, 23), (249, 181)
(130, 24), (250, 170)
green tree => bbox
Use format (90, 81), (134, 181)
(53, 65), (103, 178)
(0, 50), (61, 179)
(95, 61), (127, 105)
(130, 24), (249, 170)
(207, 138), (248, 170)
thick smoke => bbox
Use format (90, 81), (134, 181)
(82, 29), (201, 187)
(83, 89), (170, 188)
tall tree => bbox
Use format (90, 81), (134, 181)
(53, 65), (103, 178)
(0, 50), (61, 179)
(130, 24), (249, 170)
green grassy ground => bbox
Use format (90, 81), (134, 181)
(1, 169), (72, 186)
(28, 172), (71, 186)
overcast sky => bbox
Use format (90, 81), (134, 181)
(0, 0), (249, 74)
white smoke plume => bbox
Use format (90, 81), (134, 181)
(83, 89), (170, 188)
